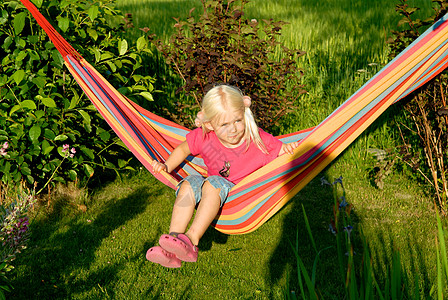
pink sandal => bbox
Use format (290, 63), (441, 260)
(146, 246), (181, 268)
(159, 233), (198, 262)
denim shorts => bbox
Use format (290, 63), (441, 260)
(176, 175), (235, 207)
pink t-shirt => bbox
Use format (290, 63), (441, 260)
(186, 128), (283, 184)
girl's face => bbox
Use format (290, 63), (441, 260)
(206, 109), (245, 148)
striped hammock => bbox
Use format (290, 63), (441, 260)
(21, 0), (448, 234)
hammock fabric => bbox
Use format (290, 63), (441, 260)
(21, 0), (448, 234)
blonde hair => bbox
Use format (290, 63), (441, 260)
(199, 85), (268, 154)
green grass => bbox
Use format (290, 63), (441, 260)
(10, 161), (444, 298)
(9, 0), (448, 298)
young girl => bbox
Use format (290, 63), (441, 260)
(146, 85), (298, 268)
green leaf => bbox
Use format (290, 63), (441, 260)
(87, 5), (99, 21)
(41, 97), (57, 108)
(68, 169), (77, 181)
(29, 125), (41, 142)
(12, 69), (25, 85)
(21, 100), (37, 110)
(13, 12), (27, 35)
(58, 17), (70, 32)
(77, 110), (91, 125)
(42, 145), (54, 156)
(118, 39), (128, 56)
(35, 110), (45, 119)
(86, 28), (98, 41)
(0, 10), (8, 25)
(54, 134), (68, 141)
(81, 147), (95, 159)
(16, 37), (26, 48)
(32, 76), (46, 88)
(51, 50), (64, 68)
(53, 176), (65, 183)
(21, 166), (32, 176)
(118, 159), (126, 168)
(100, 52), (114, 61)
(41, 139), (51, 151)
(16, 50), (27, 62)
(44, 129), (56, 140)
(91, 47), (101, 62)
(26, 175), (34, 184)
(83, 164), (94, 177)
(9, 105), (21, 116)
(136, 36), (147, 51)
(99, 131), (110, 142)
(31, 0), (43, 8)
(106, 61), (116, 72)
(139, 91), (154, 101)
(2, 36), (13, 50)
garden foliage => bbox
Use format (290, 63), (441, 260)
(0, 187), (36, 299)
(153, 0), (306, 132)
(0, 0), (155, 191)
(388, 0), (448, 213)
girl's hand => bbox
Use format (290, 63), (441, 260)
(152, 161), (168, 174)
(280, 142), (300, 155)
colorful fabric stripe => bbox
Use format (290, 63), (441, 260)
(21, 0), (448, 234)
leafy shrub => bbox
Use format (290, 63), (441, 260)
(152, 0), (306, 132)
(0, 0), (155, 191)
(388, 0), (448, 213)
(0, 186), (36, 299)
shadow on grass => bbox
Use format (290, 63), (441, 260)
(10, 186), (160, 299)
(368, 225), (435, 297)
(264, 174), (343, 296)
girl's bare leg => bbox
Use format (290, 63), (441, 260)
(169, 181), (196, 234)
(185, 181), (221, 245)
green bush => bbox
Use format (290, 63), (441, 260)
(153, 0), (306, 132)
(388, 0), (448, 213)
(0, 0), (155, 191)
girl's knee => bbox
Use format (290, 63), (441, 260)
(201, 181), (221, 201)
(175, 181), (195, 206)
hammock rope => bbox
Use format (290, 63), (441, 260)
(20, 0), (448, 234)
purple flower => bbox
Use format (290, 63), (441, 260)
(343, 225), (353, 233)
(62, 144), (70, 152)
(333, 176), (344, 187)
(344, 225), (353, 240)
(339, 196), (348, 209)
(329, 221), (337, 235)
(320, 176), (332, 186)
(69, 147), (76, 158)
(0, 141), (8, 156)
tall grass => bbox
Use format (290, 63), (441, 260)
(288, 178), (448, 299)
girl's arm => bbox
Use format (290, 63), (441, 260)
(152, 141), (192, 174)
(279, 142), (300, 156)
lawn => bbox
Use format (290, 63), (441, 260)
(9, 0), (448, 298)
